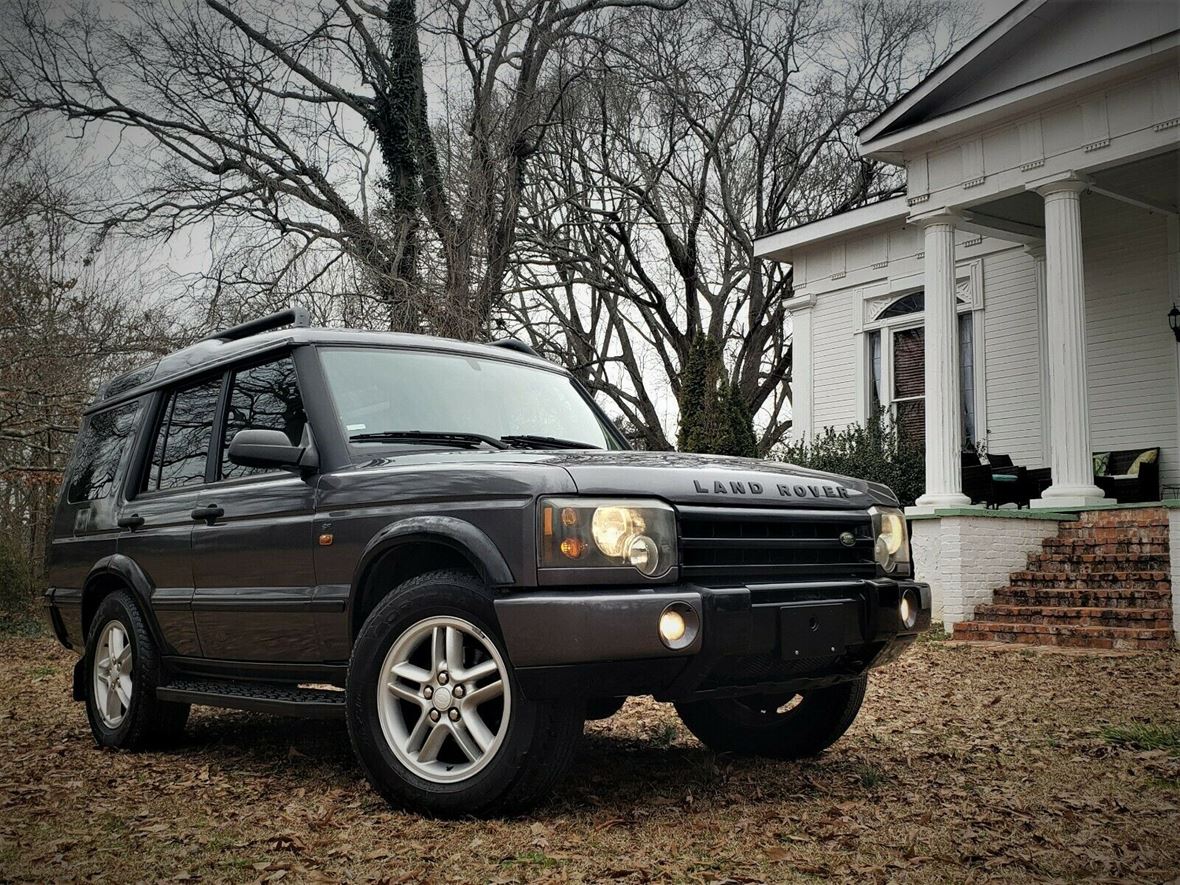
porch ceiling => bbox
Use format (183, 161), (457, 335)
(959, 148), (1180, 244)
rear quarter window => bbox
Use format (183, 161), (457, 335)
(67, 401), (141, 503)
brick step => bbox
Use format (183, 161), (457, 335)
(1009, 570), (1169, 589)
(951, 621), (1173, 651)
(1058, 525), (1168, 541)
(971, 604), (1172, 628)
(1041, 537), (1169, 554)
(1026, 552), (1169, 569)
(993, 586), (1171, 608)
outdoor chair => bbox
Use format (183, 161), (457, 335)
(1093, 447), (1161, 503)
(983, 454), (1032, 509)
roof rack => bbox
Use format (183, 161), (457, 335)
(490, 337), (541, 358)
(202, 307), (311, 342)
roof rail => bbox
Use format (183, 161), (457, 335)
(490, 337), (541, 358)
(202, 307), (311, 342)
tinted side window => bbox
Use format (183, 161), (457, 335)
(143, 380), (221, 492)
(220, 357), (307, 480)
(67, 402), (140, 503)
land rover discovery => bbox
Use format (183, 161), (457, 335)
(45, 308), (930, 815)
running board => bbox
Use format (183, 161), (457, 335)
(156, 679), (345, 719)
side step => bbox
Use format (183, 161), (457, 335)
(156, 679), (346, 719)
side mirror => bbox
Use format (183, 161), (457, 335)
(227, 428), (317, 472)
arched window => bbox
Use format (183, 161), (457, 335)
(866, 291), (978, 447)
(878, 291), (924, 318)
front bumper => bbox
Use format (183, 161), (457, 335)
(494, 578), (930, 702)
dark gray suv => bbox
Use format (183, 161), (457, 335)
(45, 309), (930, 815)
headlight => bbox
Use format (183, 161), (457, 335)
(539, 498), (676, 578)
(870, 506), (911, 574)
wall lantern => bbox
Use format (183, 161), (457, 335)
(1171, 304), (1180, 343)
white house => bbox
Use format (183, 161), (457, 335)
(755, 0), (1180, 647)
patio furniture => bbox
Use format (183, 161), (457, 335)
(1092, 447), (1161, 503)
(1021, 448), (1162, 504)
(960, 452), (1032, 508)
(960, 451), (991, 505)
(983, 454), (1032, 508)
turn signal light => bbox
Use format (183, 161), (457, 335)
(559, 537), (586, 559)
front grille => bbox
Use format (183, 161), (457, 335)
(678, 505), (875, 582)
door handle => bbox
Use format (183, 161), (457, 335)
(117, 514), (145, 530)
(190, 505), (224, 524)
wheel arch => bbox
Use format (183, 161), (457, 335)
(81, 555), (163, 649)
(350, 516), (515, 640)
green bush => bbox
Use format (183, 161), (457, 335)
(775, 415), (925, 506)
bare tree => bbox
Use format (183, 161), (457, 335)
(499, 0), (969, 451)
(0, 126), (179, 599)
(2, 0), (683, 336)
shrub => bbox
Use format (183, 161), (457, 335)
(775, 414), (925, 506)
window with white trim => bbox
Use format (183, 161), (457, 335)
(865, 290), (978, 448)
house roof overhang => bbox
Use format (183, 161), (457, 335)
(856, 0), (1051, 158)
(752, 197), (908, 263)
(857, 0), (1180, 164)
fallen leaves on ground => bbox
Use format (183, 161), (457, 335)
(1, 636), (1178, 883)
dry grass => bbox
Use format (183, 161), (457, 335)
(1, 635), (1179, 883)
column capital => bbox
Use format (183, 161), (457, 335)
(909, 208), (961, 229)
(1027, 172), (1091, 199)
(783, 291), (815, 313)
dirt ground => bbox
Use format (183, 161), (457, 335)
(1, 633), (1178, 884)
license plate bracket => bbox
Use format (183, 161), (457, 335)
(779, 600), (858, 659)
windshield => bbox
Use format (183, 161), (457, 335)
(319, 347), (622, 450)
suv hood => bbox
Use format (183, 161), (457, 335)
(547, 450), (889, 509)
(350, 448), (894, 509)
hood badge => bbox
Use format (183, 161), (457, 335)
(693, 478), (852, 500)
(839, 531), (856, 547)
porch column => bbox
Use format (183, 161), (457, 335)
(1032, 176), (1105, 507)
(914, 214), (970, 511)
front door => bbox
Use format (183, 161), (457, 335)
(190, 355), (320, 662)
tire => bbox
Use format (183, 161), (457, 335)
(346, 569), (584, 816)
(84, 590), (190, 750)
(674, 676), (867, 759)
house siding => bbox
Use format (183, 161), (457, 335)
(980, 248), (1044, 466)
(809, 288), (858, 434)
(1083, 196), (1178, 490)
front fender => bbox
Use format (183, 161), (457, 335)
(352, 515), (516, 594)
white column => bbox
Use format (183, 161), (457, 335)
(1026, 244), (1050, 465)
(914, 215), (971, 511)
(1032, 177), (1105, 507)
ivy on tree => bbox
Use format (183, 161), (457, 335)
(676, 336), (758, 458)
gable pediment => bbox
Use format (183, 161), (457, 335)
(865, 0), (1180, 144)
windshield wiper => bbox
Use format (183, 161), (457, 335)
(500, 434), (601, 450)
(350, 431), (508, 449)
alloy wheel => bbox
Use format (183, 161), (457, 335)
(376, 616), (511, 783)
(94, 620), (133, 728)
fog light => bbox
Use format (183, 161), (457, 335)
(899, 588), (919, 630)
(658, 602), (699, 650)
(659, 609), (685, 643)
